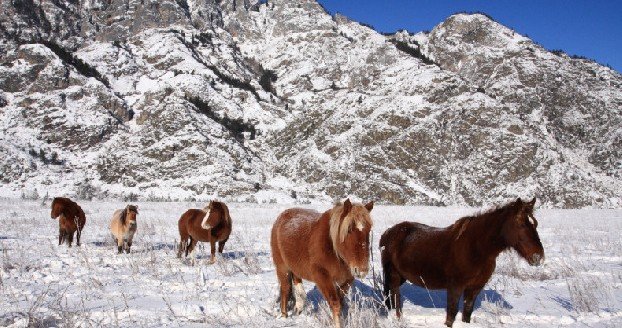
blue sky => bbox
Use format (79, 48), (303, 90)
(317, 1), (622, 72)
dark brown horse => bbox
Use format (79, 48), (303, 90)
(50, 197), (87, 247)
(271, 199), (374, 328)
(177, 201), (232, 264)
(380, 197), (544, 327)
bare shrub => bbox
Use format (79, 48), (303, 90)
(566, 274), (611, 313)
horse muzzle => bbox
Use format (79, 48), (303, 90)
(529, 253), (545, 266)
(351, 267), (368, 279)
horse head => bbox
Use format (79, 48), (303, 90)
(201, 201), (228, 230)
(502, 197), (545, 266)
(125, 205), (138, 226)
(50, 197), (64, 219)
(330, 199), (374, 278)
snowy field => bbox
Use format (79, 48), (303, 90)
(1, 199), (621, 327)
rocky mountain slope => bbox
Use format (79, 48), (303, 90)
(1, 0), (620, 207)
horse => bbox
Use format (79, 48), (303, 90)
(177, 200), (232, 264)
(380, 197), (544, 327)
(110, 205), (139, 254)
(271, 199), (374, 328)
(50, 197), (87, 247)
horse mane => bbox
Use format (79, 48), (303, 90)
(203, 201), (231, 226)
(120, 208), (128, 225)
(52, 197), (75, 216)
(120, 205), (138, 225)
(127, 205), (138, 214)
(329, 202), (372, 252)
(218, 202), (231, 225)
(452, 199), (525, 240)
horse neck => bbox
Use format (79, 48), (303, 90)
(461, 210), (511, 259)
(322, 211), (349, 267)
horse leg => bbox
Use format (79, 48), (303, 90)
(59, 228), (64, 246)
(76, 227), (82, 246)
(209, 240), (216, 264)
(276, 269), (292, 318)
(117, 236), (123, 254)
(185, 236), (193, 257)
(177, 238), (187, 258)
(314, 270), (342, 328)
(337, 277), (353, 313)
(217, 238), (227, 254)
(445, 286), (463, 327)
(126, 237), (132, 254)
(462, 287), (482, 323)
(67, 232), (74, 247)
(383, 262), (404, 317)
(292, 275), (305, 315)
(188, 238), (198, 266)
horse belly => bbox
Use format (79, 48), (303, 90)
(187, 216), (213, 242)
(396, 234), (450, 290)
(60, 217), (77, 232)
(275, 220), (315, 279)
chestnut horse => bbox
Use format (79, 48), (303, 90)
(110, 205), (139, 254)
(177, 201), (232, 264)
(50, 197), (86, 247)
(271, 199), (374, 328)
(380, 197), (544, 327)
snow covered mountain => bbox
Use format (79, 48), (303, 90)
(1, 0), (620, 207)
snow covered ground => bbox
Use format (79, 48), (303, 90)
(1, 199), (620, 327)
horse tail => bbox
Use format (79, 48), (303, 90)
(379, 226), (391, 250)
(221, 202), (231, 226)
(275, 271), (295, 309)
(177, 212), (189, 258)
(380, 227), (395, 309)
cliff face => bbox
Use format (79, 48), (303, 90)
(1, 1), (620, 207)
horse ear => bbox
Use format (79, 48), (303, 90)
(524, 197), (536, 212)
(343, 198), (352, 215)
(516, 197), (523, 204)
(364, 201), (374, 212)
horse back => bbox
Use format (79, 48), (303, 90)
(272, 208), (321, 245)
(178, 209), (203, 237)
(271, 208), (331, 280)
(66, 200), (86, 228)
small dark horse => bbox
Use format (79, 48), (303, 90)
(177, 201), (232, 264)
(380, 197), (544, 327)
(50, 197), (87, 247)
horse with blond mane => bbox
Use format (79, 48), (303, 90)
(110, 205), (139, 254)
(271, 199), (374, 328)
(380, 197), (544, 327)
(177, 200), (232, 264)
(50, 197), (86, 247)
